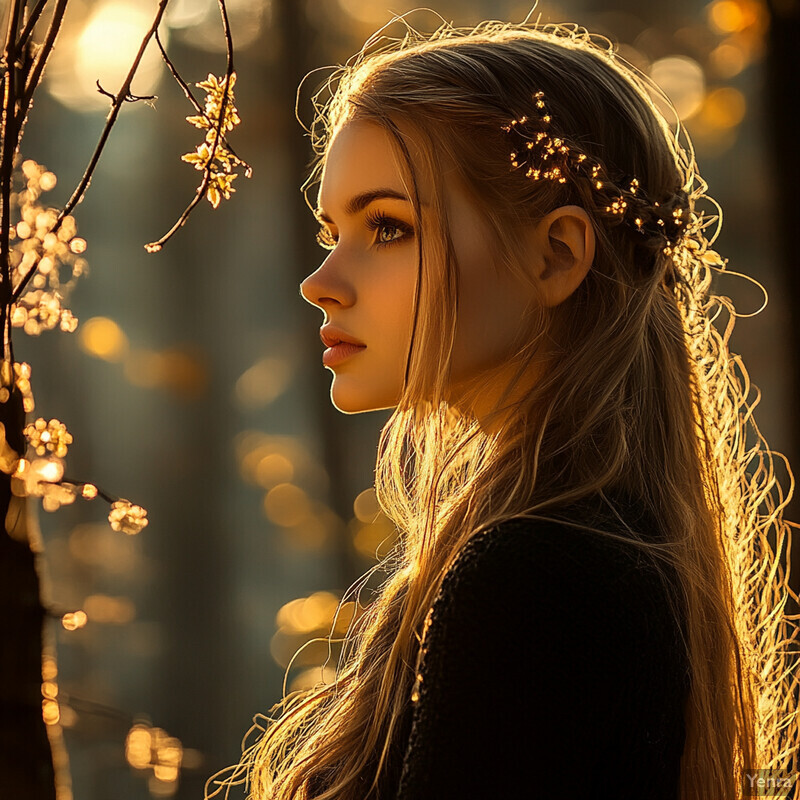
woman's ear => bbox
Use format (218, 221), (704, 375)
(526, 205), (595, 307)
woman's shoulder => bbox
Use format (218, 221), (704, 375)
(419, 491), (692, 704)
(421, 491), (690, 685)
(397, 494), (691, 798)
(434, 492), (676, 613)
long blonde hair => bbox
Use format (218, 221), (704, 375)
(208, 15), (800, 800)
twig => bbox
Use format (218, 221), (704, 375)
(57, 692), (135, 725)
(3, 0), (66, 360)
(60, 476), (117, 504)
(14, 0), (67, 131)
(1, 0), (24, 55)
(12, 0), (172, 303)
(10, 0), (49, 61)
(96, 79), (155, 104)
(1, 0), (27, 321)
(153, 27), (248, 170)
(144, 0), (235, 252)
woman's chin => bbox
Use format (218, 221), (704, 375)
(329, 378), (397, 415)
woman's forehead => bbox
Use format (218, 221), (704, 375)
(317, 120), (412, 218)
(317, 118), (465, 220)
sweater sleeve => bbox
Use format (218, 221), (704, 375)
(394, 518), (689, 800)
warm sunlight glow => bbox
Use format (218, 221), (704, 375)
(336, 0), (410, 25)
(288, 665), (337, 693)
(84, 594), (136, 624)
(264, 483), (312, 527)
(234, 356), (292, 410)
(47, 1), (168, 112)
(353, 486), (380, 523)
(79, 317), (129, 362)
(707, 0), (757, 34)
(700, 87), (747, 128)
(253, 452), (294, 488)
(276, 591), (340, 634)
(649, 56), (705, 121)
(708, 41), (748, 78)
(164, 0), (216, 28)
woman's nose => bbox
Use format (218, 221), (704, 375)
(299, 257), (354, 310)
(298, 271), (321, 307)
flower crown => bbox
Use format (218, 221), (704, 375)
(501, 91), (695, 255)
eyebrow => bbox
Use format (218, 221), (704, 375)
(315, 188), (411, 223)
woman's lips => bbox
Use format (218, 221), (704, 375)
(322, 342), (367, 367)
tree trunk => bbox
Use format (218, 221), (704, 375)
(0, 384), (57, 799)
(764, 0), (800, 615)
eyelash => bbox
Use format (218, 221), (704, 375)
(315, 212), (414, 251)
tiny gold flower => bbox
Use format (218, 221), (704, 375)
(182, 72), (244, 209)
(24, 417), (73, 458)
(109, 499), (149, 535)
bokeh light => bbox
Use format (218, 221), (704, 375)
(336, 0), (414, 25)
(61, 610), (88, 631)
(82, 593), (136, 624)
(353, 486), (380, 523)
(708, 40), (748, 77)
(164, 0), (216, 28)
(700, 86), (746, 128)
(123, 346), (209, 398)
(78, 317), (129, 362)
(649, 55), (706, 121)
(46, 1), (169, 112)
(707, 0), (757, 34)
(264, 482), (312, 527)
(234, 356), (292, 410)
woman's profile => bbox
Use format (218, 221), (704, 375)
(208, 10), (800, 800)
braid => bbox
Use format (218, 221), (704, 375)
(503, 90), (694, 258)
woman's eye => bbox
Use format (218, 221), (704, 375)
(365, 212), (412, 248)
(314, 214), (412, 250)
(377, 223), (404, 244)
(316, 227), (338, 250)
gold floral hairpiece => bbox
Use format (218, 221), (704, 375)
(502, 91), (693, 253)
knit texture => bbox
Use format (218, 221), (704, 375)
(392, 496), (691, 799)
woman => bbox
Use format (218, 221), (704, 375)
(208, 14), (799, 800)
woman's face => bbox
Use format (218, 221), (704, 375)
(299, 118), (536, 416)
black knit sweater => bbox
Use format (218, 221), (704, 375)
(308, 494), (691, 799)
(390, 494), (691, 799)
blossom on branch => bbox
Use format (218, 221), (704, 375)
(0, 359), (35, 412)
(186, 72), (241, 133)
(8, 160), (88, 335)
(109, 499), (149, 535)
(24, 417), (73, 458)
(181, 72), (244, 209)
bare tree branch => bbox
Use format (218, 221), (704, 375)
(1, 0), (28, 315)
(12, 0), (171, 303)
(154, 27), (249, 171)
(144, 0), (235, 252)
(2, 0), (25, 55)
(14, 0), (67, 130)
(95, 79), (156, 104)
(60, 476), (117, 504)
(11, 0), (49, 60)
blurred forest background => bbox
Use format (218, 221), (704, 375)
(2, 0), (798, 797)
